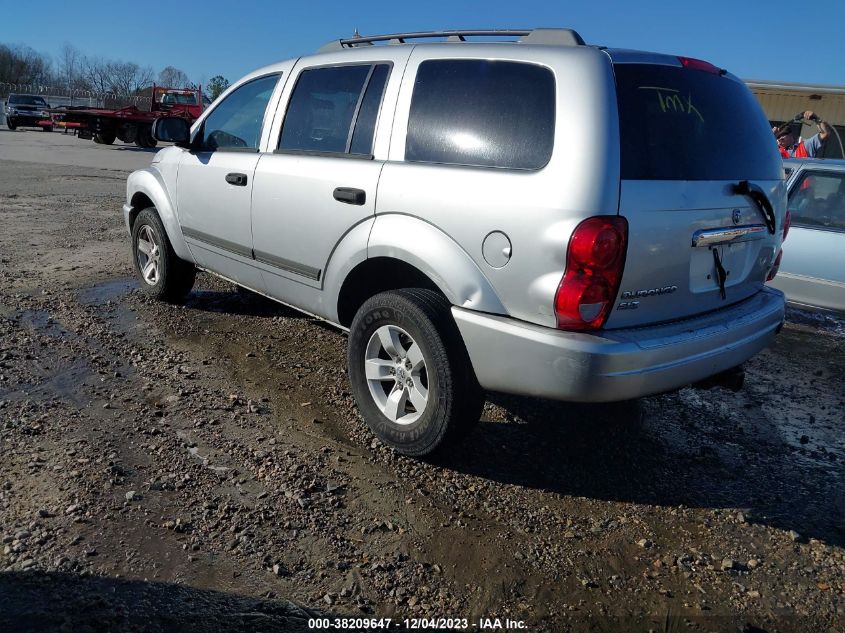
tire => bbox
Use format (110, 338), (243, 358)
(6, 119), (16, 131)
(93, 132), (115, 144)
(348, 289), (484, 457)
(42, 125), (53, 132)
(135, 125), (157, 148)
(131, 207), (196, 302)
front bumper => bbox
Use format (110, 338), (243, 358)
(453, 287), (785, 402)
(8, 113), (50, 125)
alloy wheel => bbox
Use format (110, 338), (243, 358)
(364, 325), (429, 425)
(136, 225), (161, 286)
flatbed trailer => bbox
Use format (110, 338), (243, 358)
(54, 86), (205, 148)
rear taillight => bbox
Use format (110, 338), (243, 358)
(767, 249), (783, 281)
(678, 56), (723, 75)
(783, 210), (791, 241)
(554, 216), (628, 331)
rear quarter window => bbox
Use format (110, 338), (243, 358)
(614, 64), (782, 181)
(405, 60), (555, 170)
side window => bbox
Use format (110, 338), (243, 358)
(278, 64), (390, 156)
(789, 171), (845, 231)
(406, 60), (555, 170)
(199, 74), (279, 151)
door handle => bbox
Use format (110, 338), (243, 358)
(226, 173), (248, 187)
(333, 187), (366, 205)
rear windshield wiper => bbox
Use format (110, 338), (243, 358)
(731, 181), (776, 235)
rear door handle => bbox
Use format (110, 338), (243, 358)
(333, 187), (366, 205)
(226, 173), (248, 186)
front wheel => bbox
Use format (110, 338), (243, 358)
(6, 119), (16, 130)
(347, 289), (484, 457)
(131, 207), (196, 302)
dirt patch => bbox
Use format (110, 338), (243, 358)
(1, 159), (844, 632)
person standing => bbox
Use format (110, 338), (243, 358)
(775, 110), (832, 158)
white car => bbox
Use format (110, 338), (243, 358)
(770, 159), (845, 314)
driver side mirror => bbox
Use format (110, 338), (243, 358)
(152, 117), (191, 146)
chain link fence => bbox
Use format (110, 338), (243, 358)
(1, 82), (152, 125)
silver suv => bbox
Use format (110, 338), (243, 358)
(124, 29), (787, 456)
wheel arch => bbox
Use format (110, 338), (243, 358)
(126, 169), (192, 261)
(332, 214), (507, 327)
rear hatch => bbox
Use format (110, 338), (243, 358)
(604, 54), (785, 328)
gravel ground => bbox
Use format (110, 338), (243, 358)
(0, 154), (844, 632)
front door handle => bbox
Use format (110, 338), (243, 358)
(226, 173), (248, 187)
(333, 187), (366, 205)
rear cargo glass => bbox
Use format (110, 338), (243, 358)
(614, 64), (782, 181)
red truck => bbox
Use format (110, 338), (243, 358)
(57, 86), (207, 148)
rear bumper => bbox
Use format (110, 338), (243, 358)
(453, 287), (785, 402)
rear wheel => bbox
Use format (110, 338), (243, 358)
(131, 208), (195, 302)
(134, 125), (157, 148)
(94, 132), (115, 144)
(348, 289), (484, 457)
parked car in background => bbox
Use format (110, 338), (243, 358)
(4, 94), (53, 131)
(769, 159), (845, 314)
(124, 28), (787, 456)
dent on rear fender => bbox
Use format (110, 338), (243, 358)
(127, 169), (192, 261)
(367, 214), (507, 315)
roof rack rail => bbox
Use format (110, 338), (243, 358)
(317, 28), (585, 53)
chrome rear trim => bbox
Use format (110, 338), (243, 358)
(692, 224), (767, 247)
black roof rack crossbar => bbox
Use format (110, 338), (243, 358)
(341, 30), (531, 46)
(317, 28), (585, 52)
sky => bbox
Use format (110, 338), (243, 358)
(3, 0), (844, 88)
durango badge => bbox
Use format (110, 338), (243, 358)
(620, 285), (679, 300)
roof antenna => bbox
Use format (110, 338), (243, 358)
(353, 28), (361, 38)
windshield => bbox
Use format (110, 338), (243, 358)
(157, 92), (198, 105)
(614, 64), (782, 181)
(9, 95), (48, 107)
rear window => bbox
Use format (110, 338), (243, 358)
(614, 64), (782, 181)
(406, 60), (555, 170)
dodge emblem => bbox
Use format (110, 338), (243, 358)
(732, 208), (742, 225)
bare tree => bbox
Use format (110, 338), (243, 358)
(82, 56), (112, 93)
(109, 61), (153, 94)
(82, 56), (152, 95)
(0, 43), (52, 86)
(158, 66), (189, 88)
(58, 43), (86, 90)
